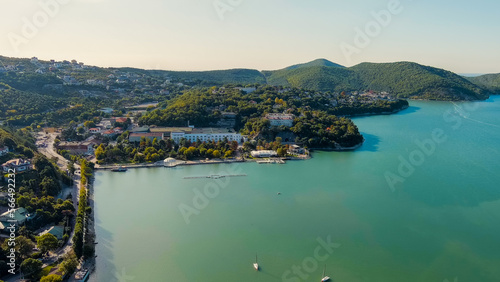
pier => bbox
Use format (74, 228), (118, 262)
(256, 158), (286, 164)
(184, 174), (247, 179)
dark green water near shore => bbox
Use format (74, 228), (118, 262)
(90, 96), (500, 282)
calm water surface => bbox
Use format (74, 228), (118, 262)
(90, 96), (500, 282)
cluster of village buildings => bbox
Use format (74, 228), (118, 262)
(0, 57), (180, 98)
(49, 111), (300, 159)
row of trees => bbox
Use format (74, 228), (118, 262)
(95, 137), (239, 164)
(72, 159), (94, 259)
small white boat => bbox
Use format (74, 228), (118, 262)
(321, 264), (330, 281)
(253, 254), (259, 271)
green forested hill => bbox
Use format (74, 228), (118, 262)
(350, 62), (487, 100)
(265, 66), (359, 92)
(264, 61), (488, 100)
(467, 73), (500, 93)
(164, 69), (266, 85)
(282, 58), (345, 70)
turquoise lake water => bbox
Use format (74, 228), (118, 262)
(89, 96), (500, 282)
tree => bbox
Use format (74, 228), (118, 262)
(2, 236), (34, 260)
(224, 150), (233, 158)
(36, 233), (59, 254)
(212, 150), (221, 158)
(59, 251), (78, 275)
(277, 147), (286, 157)
(20, 258), (42, 277)
(40, 274), (63, 282)
(40, 177), (61, 196)
(67, 161), (76, 174)
(95, 144), (105, 160)
(83, 120), (95, 129)
(17, 195), (31, 207)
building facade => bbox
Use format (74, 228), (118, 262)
(251, 150), (278, 158)
(128, 132), (164, 143)
(265, 113), (295, 127)
(57, 142), (95, 155)
(171, 128), (243, 144)
(2, 159), (33, 172)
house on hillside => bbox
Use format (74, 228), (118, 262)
(38, 225), (65, 240)
(89, 128), (102, 134)
(2, 159), (33, 172)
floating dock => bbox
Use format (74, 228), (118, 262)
(256, 158), (286, 164)
(184, 174), (247, 179)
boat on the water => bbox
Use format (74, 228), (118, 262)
(111, 166), (127, 172)
(253, 254), (259, 271)
(321, 264), (330, 281)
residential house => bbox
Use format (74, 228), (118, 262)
(38, 225), (65, 240)
(2, 159), (33, 172)
(89, 128), (101, 134)
(114, 117), (128, 124)
(0, 208), (32, 233)
(102, 130), (117, 138)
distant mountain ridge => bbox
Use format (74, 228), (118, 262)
(1, 55), (496, 101)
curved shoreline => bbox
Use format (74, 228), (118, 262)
(339, 104), (410, 118)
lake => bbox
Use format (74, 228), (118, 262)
(89, 96), (500, 282)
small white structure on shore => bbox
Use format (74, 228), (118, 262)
(251, 150), (278, 158)
(164, 157), (183, 167)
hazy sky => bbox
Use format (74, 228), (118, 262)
(1, 0), (499, 73)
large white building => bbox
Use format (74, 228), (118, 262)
(265, 113), (295, 127)
(171, 128), (243, 144)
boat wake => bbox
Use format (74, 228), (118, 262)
(452, 102), (500, 128)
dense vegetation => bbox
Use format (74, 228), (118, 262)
(164, 69), (266, 86)
(96, 135), (238, 164)
(265, 61), (488, 101)
(139, 86), (370, 148)
(467, 73), (500, 93)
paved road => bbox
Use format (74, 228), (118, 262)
(3, 133), (84, 282)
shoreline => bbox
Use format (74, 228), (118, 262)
(340, 104), (410, 118)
